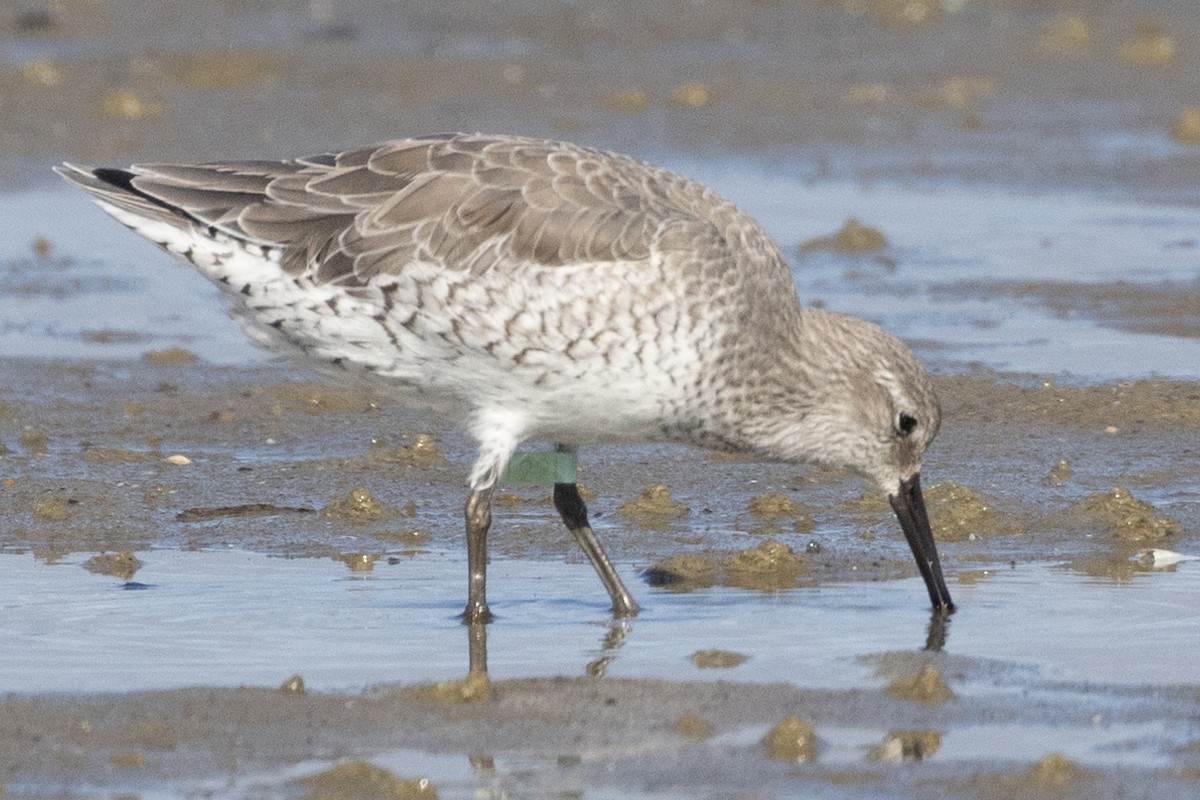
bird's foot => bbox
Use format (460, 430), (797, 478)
(461, 603), (494, 625)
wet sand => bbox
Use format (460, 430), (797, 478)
(3, 0), (1200, 198)
(1, 357), (1197, 574)
(4, 671), (1200, 799)
(3, 0), (1200, 797)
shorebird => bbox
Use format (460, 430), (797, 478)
(56, 133), (954, 624)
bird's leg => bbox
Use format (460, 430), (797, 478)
(463, 484), (496, 624)
(553, 482), (640, 617)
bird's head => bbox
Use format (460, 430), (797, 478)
(747, 310), (953, 611)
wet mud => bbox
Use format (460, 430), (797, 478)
(936, 278), (1200, 340)
(2, 674), (1194, 799)
(0, 356), (1195, 586)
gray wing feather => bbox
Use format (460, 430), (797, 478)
(58, 133), (745, 286)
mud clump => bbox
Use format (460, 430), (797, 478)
(33, 496), (71, 521)
(645, 541), (809, 592)
(323, 487), (390, 523)
(674, 712), (715, 740)
(405, 671), (492, 704)
(763, 715), (818, 762)
(299, 761), (437, 800)
(1064, 487), (1181, 542)
(1026, 753), (1092, 788)
(670, 82), (712, 108)
(280, 674), (306, 695)
(748, 493), (803, 517)
(21, 58), (63, 87)
(885, 664), (955, 705)
(83, 551), (142, 580)
(109, 752), (146, 769)
(924, 481), (1006, 541)
(392, 434), (443, 468)
(336, 553), (378, 572)
(1037, 15), (1093, 53)
(976, 753), (1093, 797)
(143, 347), (198, 365)
(1119, 25), (1175, 67)
(1173, 109), (1200, 145)
(726, 540), (810, 590)
(690, 649), (748, 669)
(642, 553), (719, 591)
(748, 493), (815, 532)
(617, 484), (687, 519)
(19, 430), (49, 455)
(841, 491), (891, 516)
(867, 730), (942, 763)
(99, 88), (163, 120)
(846, 480), (1011, 541)
(1043, 459), (1072, 487)
(800, 217), (887, 254)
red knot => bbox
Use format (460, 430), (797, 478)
(56, 133), (953, 627)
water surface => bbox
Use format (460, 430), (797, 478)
(4, 549), (1196, 693)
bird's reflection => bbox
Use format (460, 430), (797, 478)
(463, 611), (634, 691)
(466, 616), (489, 683)
(585, 618), (632, 677)
(463, 595), (950, 697)
(924, 606), (952, 652)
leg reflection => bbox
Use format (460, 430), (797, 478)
(585, 618), (632, 677)
(437, 617), (490, 702)
(467, 616), (488, 676)
(924, 606), (952, 652)
(461, 596), (635, 694)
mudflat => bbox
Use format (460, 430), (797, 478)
(2, 0), (1199, 797)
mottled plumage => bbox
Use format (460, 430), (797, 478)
(56, 133), (953, 628)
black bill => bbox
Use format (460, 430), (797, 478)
(889, 473), (955, 612)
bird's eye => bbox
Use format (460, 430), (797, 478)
(897, 412), (918, 436)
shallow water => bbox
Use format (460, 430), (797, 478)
(4, 549), (1198, 798)
(4, 549), (1197, 693)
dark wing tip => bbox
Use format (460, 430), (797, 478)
(54, 163), (140, 197)
(91, 166), (139, 192)
(54, 162), (198, 230)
